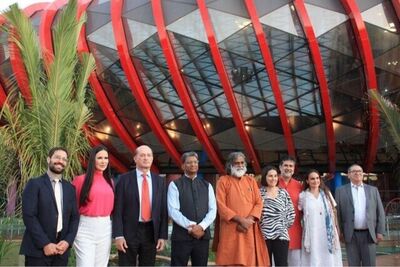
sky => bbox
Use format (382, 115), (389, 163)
(0, 0), (55, 13)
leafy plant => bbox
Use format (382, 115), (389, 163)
(0, 0), (95, 213)
(369, 89), (400, 151)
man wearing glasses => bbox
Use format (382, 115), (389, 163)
(335, 164), (385, 266)
(20, 147), (79, 266)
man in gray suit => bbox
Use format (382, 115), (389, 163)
(335, 164), (385, 266)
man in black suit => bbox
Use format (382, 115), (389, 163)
(20, 147), (79, 266)
(113, 145), (168, 266)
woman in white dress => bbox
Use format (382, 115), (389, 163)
(298, 169), (342, 267)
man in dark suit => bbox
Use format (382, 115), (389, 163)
(113, 145), (168, 266)
(20, 147), (79, 266)
(335, 164), (385, 266)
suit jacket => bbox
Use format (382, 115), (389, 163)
(335, 183), (385, 243)
(20, 173), (79, 259)
(112, 170), (168, 243)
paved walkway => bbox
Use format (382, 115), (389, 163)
(343, 253), (400, 266)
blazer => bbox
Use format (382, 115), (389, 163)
(335, 183), (385, 243)
(112, 170), (168, 243)
(20, 173), (79, 259)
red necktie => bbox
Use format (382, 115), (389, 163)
(141, 173), (151, 221)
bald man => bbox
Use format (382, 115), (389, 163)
(113, 145), (168, 266)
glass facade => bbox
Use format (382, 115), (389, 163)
(0, 0), (399, 173)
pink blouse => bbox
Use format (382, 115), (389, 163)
(72, 171), (114, 216)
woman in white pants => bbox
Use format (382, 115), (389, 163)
(72, 145), (114, 267)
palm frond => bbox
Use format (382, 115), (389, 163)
(369, 90), (400, 151)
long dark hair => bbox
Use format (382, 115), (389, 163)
(303, 169), (330, 195)
(260, 165), (278, 187)
(79, 145), (113, 206)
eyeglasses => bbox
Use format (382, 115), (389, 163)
(349, 170), (363, 174)
(53, 155), (68, 163)
(233, 161), (245, 166)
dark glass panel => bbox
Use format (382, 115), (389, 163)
(219, 24), (263, 63)
(366, 22), (400, 58)
(374, 45), (400, 76)
(318, 21), (360, 58)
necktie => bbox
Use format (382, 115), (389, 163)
(53, 179), (63, 232)
(141, 173), (151, 221)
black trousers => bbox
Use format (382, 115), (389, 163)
(266, 238), (289, 266)
(25, 255), (68, 266)
(171, 239), (209, 266)
(118, 222), (156, 266)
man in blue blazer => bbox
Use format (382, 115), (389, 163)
(113, 145), (168, 266)
(335, 164), (385, 266)
(20, 147), (79, 266)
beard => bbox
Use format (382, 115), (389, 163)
(49, 162), (65, 174)
(231, 166), (247, 178)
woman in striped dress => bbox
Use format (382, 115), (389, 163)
(260, 166), (295, 266)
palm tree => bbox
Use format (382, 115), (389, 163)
(369, 90), (400, 151)
(0, 0), (95, 215)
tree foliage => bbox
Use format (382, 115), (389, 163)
(0, 0), (95, 208)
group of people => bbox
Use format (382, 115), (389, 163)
(19, 146), (385, 267)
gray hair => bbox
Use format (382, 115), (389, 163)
(348, 164), (362, 173)
(181, 151), (199, 164)
(225, 152), (247, 174)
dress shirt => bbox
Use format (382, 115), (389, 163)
(137, 169), (153, 222)
(49, 176), (64, 208)
(167, 176), (216, 231)
(351, 182), (368, 229)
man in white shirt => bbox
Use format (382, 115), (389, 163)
(335, 164), (385, 266)
(167, 151), (217, 266)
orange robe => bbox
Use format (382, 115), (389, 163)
(279, 177), (303, 249)
(216, 175), (270, 266)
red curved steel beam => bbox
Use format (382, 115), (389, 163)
(77, 0), (155, 171)
(110, 0), (182, 168)
(23, 2), (50, 17)
(197, 0), (261, 173)
(0, 83), (6, 107)
(392, 0), (400, 27)
(244, 0), (296, 159)
(293, 0), (336, 172)
(341, 0), (379, 172)
(151, 0), (225, 174)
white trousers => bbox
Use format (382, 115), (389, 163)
(73, 215), (112, 267)
(288, 249), (301, 267)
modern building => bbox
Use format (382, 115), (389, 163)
(0, 0), (399, 177)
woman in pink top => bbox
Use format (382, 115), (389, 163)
(72, 145), (114, 267)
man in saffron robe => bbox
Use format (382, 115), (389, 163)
(215, 152), (270, 266)
(278, 156), (302, 266)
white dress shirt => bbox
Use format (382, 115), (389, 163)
(167, 176), (217, 231)
(351, 182), (368, 229)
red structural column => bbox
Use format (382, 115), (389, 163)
(77, 0), (156, 171)
(392, 0), (400, 26)
(293, 0), (336, 173)
(197, 0), (261, 173)
(341, 0), (379, 172)
(0, 82), (6, 107)
(151, 0), (225, 174)
(110, 0), (182, 168)
(244, 0), (296, 159)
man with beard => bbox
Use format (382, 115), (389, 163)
(20, 147), (79, 266)
(215, 152), (269, 266)
(278, 156), (302, 266)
